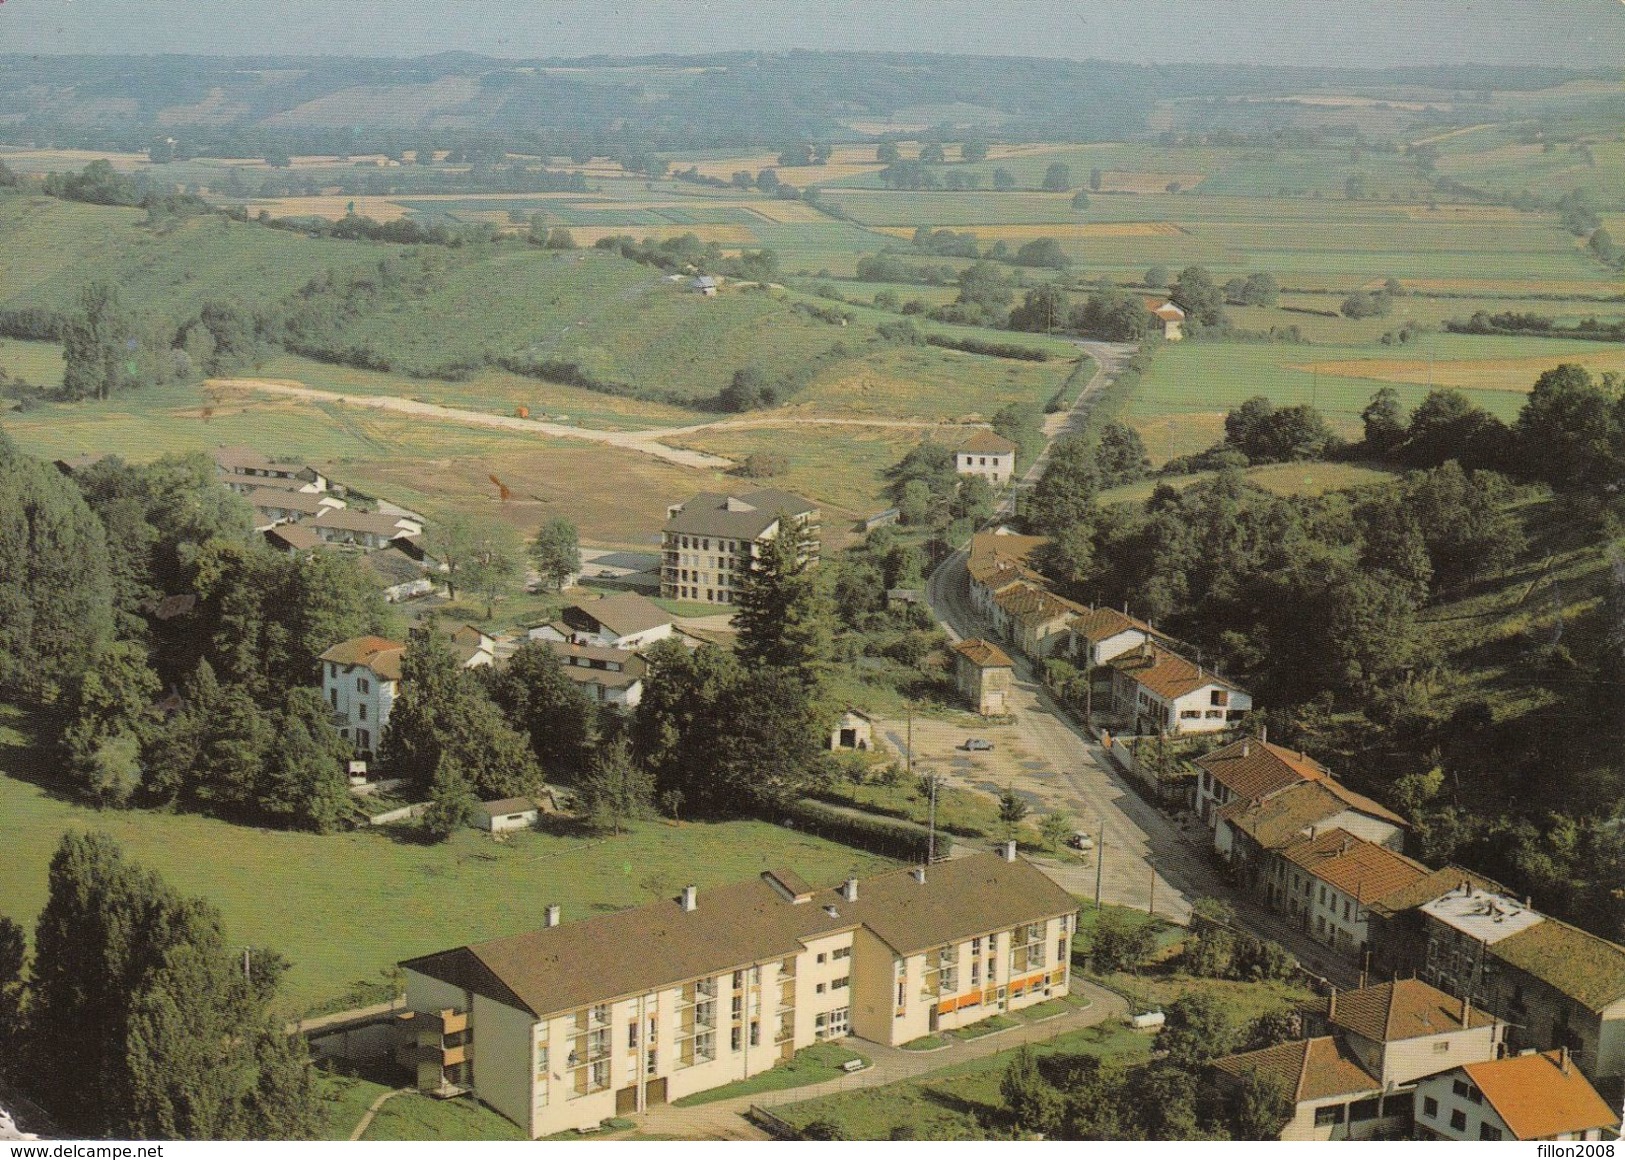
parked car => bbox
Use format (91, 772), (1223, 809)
(1067, 831), (1095, 851)
(963, 738), (994, 752)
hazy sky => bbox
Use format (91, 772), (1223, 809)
(1, 0), (1622, 67)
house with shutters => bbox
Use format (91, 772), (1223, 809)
(953, 430), (1018, 484)
(396, 848), (1077, 1136)
(1211, 978), (1505, 1142)
(318, 635), (405, 760)
(1194, 736), (1331, 830)
(1105, 640), (1251, 735)
(951, 638), (1015, 716)
(1413, 1049), (1618, 1141)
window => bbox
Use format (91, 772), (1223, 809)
(1479, 1124), (1502, 1141)
(535, 1045), (550, 1081)
(1180, 709), (1201, 719)
(1342, 900), (1350, 921)
(816, 982), (826, 995)
(832, 976), (850, 991)
(749, 1021), (760, 1047)
(733, 970), (744, 990)
(972, 938), (982, 956)
(1318, 885), (1327, 905)
(357, 677), (370, 694)
(329, 663), (338, 679)
(589, 1060), (609, 1093)
(731, 996), (743, 1020)
(329, 688), (338, 710)
(628, 1023), (638, 1050)
(832, 946), (851, 961)
(731, 1026), (741, 1052)
(358, 703), (367, 721)
(1449, 1109), (1467, 1132)
(1433, 1041), (1450, 1054)
(1314, 1105), (1344, 1128)
(1349, 1098), (1379, 1122)
(1451, 1080), (1469, 1099)
(1210, 689), (1229, 707)
(646, 1049), (658, 1076)
(817, 953), (827, 964)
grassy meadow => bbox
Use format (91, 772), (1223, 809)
(0, 706), (894, 1016)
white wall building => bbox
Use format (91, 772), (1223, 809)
(954, 431), (1017, 484)
(318, 636), (405, 758)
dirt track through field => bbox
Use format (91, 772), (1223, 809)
(207, 379), (972, 471)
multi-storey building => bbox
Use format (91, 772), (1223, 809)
(1413, 1049), (1617, 1141)
(318, 635), (405, 759)
(659, 489), (820, 605)
(1106, 640), (1251, 735)
(953, 430), (1017, 483)
(396, 848), (1076, 1136)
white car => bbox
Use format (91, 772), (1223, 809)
(963, 738), (995, 752)
(1067, 832), (1095, 852)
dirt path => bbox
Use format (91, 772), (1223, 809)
(349, 1087), (410, 1141)
(209, 378), (975, 471)
(208, 378), (736, 471)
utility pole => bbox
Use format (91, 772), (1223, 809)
(906, 702), (914, 775)
(1148, 864), (1157, 919)
(1094, 825), (1105, 910)
(927, 774), (938, 865)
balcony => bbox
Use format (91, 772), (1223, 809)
(396, 1041), (473, 1069)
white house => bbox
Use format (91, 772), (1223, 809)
(954, 430), (1017, 484)
(1413, 1049), (1617, 1141)
(1277, 828), (1431, 957)
(318, 636), (405, 758)
(546, 640), (647, 709)
(1194, 736), (1330, 830)
(477, 798), (542, 833)
(531, 593), (675, 652)
(1106, 641), (1251, 735)
(1150, 300), (1185, 341)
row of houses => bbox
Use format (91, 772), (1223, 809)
(395, 847), (1077, 1136)
(961, 531), (1252, 733)
(1195, 734), (1625, 1106)
(1209, 977), (1616, 1141)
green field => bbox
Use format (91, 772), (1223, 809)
(1126, 335), (1600, 464)
(0, 706), (894, 1015)
(1095, 462), (1401, 506)
(0, 338), (65, 387)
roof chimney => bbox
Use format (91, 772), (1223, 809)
(1002, 840), (1017, 863)
(842, 877), (858, 902)
(681, 885), (697, 912)
(1328, 986), (1337, 1021)
(1560, 1045), (1571, 1075)
(1241, 741), (1250, 758)
(1461, 995), (1470, 1026)
(1259, 723), (1268, 745)
(912, 866), (927, 884)
(544, 904), (561, 928)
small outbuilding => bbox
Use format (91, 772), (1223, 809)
(476, 798), (541, 833)
(828, 708), (875, 751)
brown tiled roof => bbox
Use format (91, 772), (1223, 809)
(1462, 1050), (1618, 1140)
(1489, 919), (1625, 1012)
(213, 446), (316, 477)
(568, 592), (672, 639)
(402, 852), (1075, 1019)
(545, 639), (640, 667)
(663, 489), (817, 539)
(966, 531), (1048, 588)
(1365, 865), (1508, 920)
(314, 508), (415, 537)
(957, 430), (1018, 455)
(1219, 781), (1405, 851)
(318, 636), (406, 681)
(1197, 738), (1329, 802)
(245, 487), (338, 517)
(953, 638), (1014, 668)
(992, 582), (1086, 625)
(1108, 642), (1243, 700)
(264, 523), (324, 552)
(1321, 979), (1497, 1043)
(479, 798), (540, 817)
(1151, 301), (1186, 320)
(1072, 606), (1160, 645)
(1280, 829), (1429, 905)
(1213, 1036), (1379, 1104)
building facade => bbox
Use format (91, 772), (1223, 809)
(318, 636), (405, 758)
(951, 638), (1015, 716)
(397, 851), (1077, 1136)
(954, 431), (1017, 484)
(1413, 1050), (1617, 1141)
(1106, 641), (1251, 735)
(660, 489), (820, 606)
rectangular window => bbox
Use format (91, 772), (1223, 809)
(1349, 1098), (1379, 1122)
(816, 983), (826, 994)
(1452, 1079), (1469, 1099)
(832, 976), (850, 991)
(817, 953), (827, 964)
(1479, 1124), (1502, 1141)
(358, 677), (370, 694)
(1314, 1105), (1344, 1128)
(628, 1023), (638, 1050)
(732, 996), (743, 1020)
(832, 947), (851, 961)
(733, 971), (744, 990)
(358, 703), (367, 721)
(731, 1026), (741, 1052)
(1422, 1096), (1439, 1119)
(646, 1049), (658, 1076)
(1449, 1109), (1466, 1132)
(330, 688), (338, 709)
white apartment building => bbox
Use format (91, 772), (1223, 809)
(660, 489), (820, 605)
(397, 848), (1076, 1136)
(318, 635), (404, 758)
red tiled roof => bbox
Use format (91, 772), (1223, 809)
(1213, 1036), (1380, 1104)
(1197, 738), (1329, 802)
(952, 638), (1014, 668)
(1323, 979), (1498, 1044)
(1108, 642), (1243, 700)
(1280, 828), (1430, 904)
(318, 635), (406, 681)
(1462, 1050), (1618, 1140)
(1072, 606), (1160, 645)
(958, 430), (1018, 455)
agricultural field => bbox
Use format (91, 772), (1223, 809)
(1095, 462), (1400, 507)
(0, 338), (65, 387)
(793, 344), (1079, 421)
(0, 705), (894, 1015)
(1125, 335), (1605, 464)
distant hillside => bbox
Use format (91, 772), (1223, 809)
(0, 52), (1603, 158)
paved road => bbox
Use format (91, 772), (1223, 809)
(613, 980), (1127, 1141)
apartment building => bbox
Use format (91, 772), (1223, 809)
(660, 489), (820, 605)
(318, 635), (405, 758)
(396, 848), (1076, 1136)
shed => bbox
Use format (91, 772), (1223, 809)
(828, 708), (875, 751)
(477, 798), (541, 833)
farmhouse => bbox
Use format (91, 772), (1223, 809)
(1276, 829), (1431, 956)
(1070, 606), (1168, 668)
(396, 849), (1077, 1136)
(1149, 299), (1185, 341)
(1105, 641), (1250, 735)
(1217, 778), (1409, 877)
(989, 581), (1087, 660)
(660, 489), (821, 606)
(1413, 1049), (1617, 1141)
(951, 638), (1015, 716)
(954, 430), (1018, 484)
(318, 635), (405, 759)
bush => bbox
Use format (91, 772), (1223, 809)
(924, 334), (1050, 361)
(782, 798), (950, 862)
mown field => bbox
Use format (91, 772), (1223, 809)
(1125, 335), (1605, 464)
(0, 706), (894, 1015)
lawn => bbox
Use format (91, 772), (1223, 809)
(773, 1021), (1153, 1140)
(316, 1072), (523, 1141)
(1095, 462), (1400, 507)
(671, 1042), (868, 1107)
(0, 706), (895, 1016)
(814, 776), (1045, 849)
(0, 338), (65, 388)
